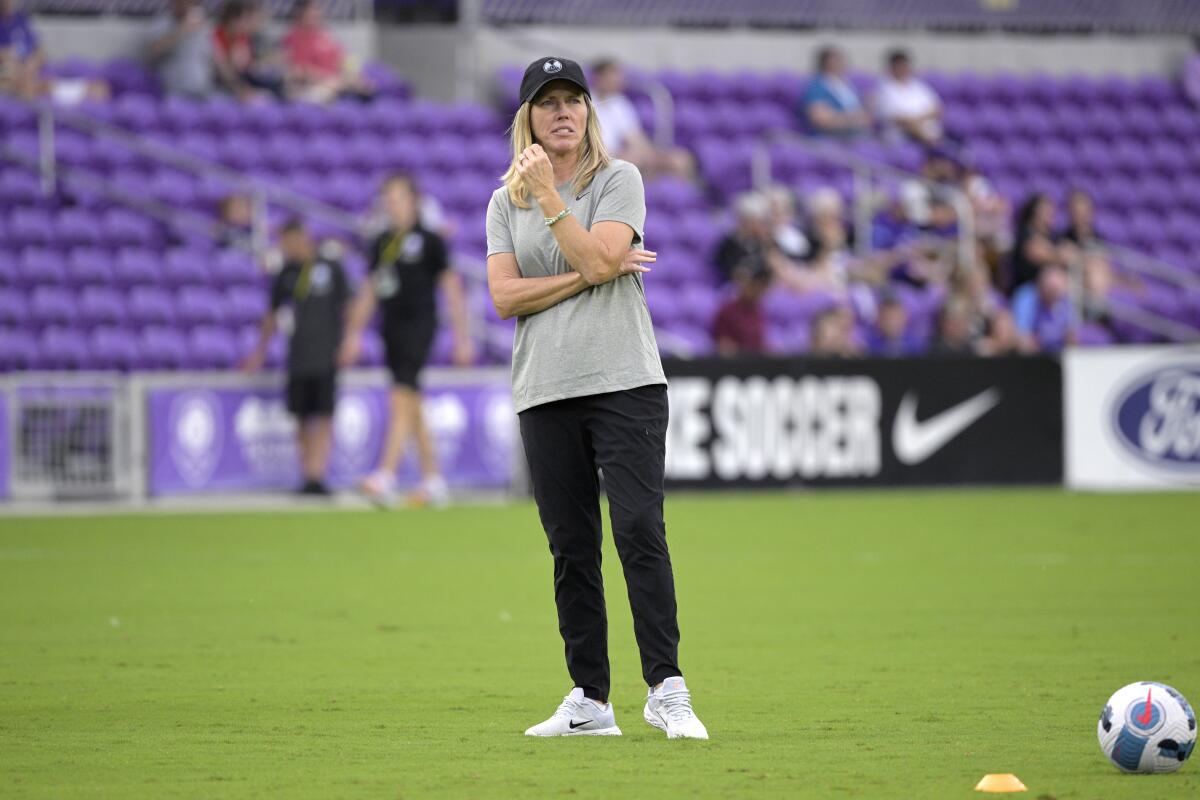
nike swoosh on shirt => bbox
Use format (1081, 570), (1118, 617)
(891, 388), (1001, 466)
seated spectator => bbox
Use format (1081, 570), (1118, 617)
(713, 192), (776, 284)
(591, 58), (695, 181)
(866, 292), (921, 356)
(1058, 188), (1102, 251)
(1009, 193), (1070, 293)
(931, 296), (976, 355)
(1012, 263), (1073, 352)
(809, 306), (862, 358)
(874, 49), (942, 146)
(0, 1), (108, 103)
(214, 0), (286, 100)
(800, 46), (870, 138)
(713, 268), (770, 357)
(217, 192), (254, 248)
(976, 308), (1023, 357)
(146, 0), (215, 99)
(0, 0), (40, 100)
(283, 0), (371, 103)
(763, 184), (810, 261)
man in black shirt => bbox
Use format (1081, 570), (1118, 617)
(241, 218), (350, 495)
(339, 174), (473, 507)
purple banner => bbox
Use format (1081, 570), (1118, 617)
(0, 390), (8, 500)
(146, 378), (517, 496)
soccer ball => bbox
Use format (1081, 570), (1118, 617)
(1098, 682), (1196, 773)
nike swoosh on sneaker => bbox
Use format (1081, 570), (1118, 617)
(892, 388), (1001, 466)
(568, 719), (592, 729)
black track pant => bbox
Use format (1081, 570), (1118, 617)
(518, 384), (681, 703)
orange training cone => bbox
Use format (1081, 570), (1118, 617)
(974, 774), (1028, 793)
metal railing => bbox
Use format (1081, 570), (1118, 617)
(750, 133), (1199, 344)
(751, 132), (976, 273)
(20, 100), (504, 355)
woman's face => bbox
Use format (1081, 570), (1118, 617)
(1033, 197), (1056, 230)
(530, 84), (588, 158)
(382, 181), (417, 227)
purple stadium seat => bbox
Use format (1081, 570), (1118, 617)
(9, 207), (55, 247)
(89, 326), (140, 370)
(0, 288), (28, 326)
(66, 247), (115, 285)
(30, 286), (78, 326)
(79, 286), (126, 326)
(138, 325), (188, 369)
(187, 325), (237, 369)
(103, 208), (158, 248)
(176, 285), (227, 325)
(0, 328), (38, 371)
(128, 286), (175, 325)
(163, 248), (209, 286)
(225, 285), (267, 324)
(38, 326), (90, 370)
(18, 247), (67, 287)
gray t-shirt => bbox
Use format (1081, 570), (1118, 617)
(146, 14), (214, 98)
(486, 159), (666, 413)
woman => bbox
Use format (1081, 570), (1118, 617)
(485, 56), (708, 739)
(1009, 193), (1068, 293)
(340, 174), (473, 507)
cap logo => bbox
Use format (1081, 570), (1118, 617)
(543, 59), (563, 74)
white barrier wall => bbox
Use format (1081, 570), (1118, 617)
(1065, 346), (1200, 491)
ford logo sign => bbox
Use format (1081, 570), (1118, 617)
(1111, 365), (1200, 473)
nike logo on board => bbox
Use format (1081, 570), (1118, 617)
(892, 388), (1001, 466)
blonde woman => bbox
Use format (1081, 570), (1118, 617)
(486, 56), (708, 739)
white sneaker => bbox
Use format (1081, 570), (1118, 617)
(524, 687), (622, 737)
(360, 470), (396, 508)
(644, 676), (709, 739)
(408, 474), (450, 508)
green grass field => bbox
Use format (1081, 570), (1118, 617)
(2, 489), (1199, 799)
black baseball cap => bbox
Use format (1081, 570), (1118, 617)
(519, 56), (590, 105)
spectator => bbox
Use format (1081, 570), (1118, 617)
(713, 269), (770, 357)
(213, 0), (285, 100)
(866, 292), (921, 356)
(591, 58), (695, 180)
(809, 306), (862, 357)
(976, 308), (1023, 357)
(1009, 193), (1069, 293)
(339, 174), (473, 508)
(931, 295), (976, 355)
(800, 46), (870, 138)
(0, 0), (40, 100)
(1012, 263), (1073, 352)
(762, 184), (809, 261)
(283, 0), (371, 103)
(1058, 188), (1101, 251)
(217, 192), (254, 248)
(146, 0), (215, 99)
(713, 191), (776, 285)
(874, 49), (942, 146)
(240, 218), (351, 496)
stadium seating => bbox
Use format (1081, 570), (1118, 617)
(2, 58), (1198, 370)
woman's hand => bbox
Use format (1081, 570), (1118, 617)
(516, 144), (557, 204)
(618, 248), (656, 277)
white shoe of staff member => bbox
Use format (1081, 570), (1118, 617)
(524, 687), (622, 737)
(644, 676), (709, 739)
(407, 474), (449, 508)
(359, 470), (396, 508)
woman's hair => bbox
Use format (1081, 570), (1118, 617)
(1014, 192), (1050, 234)
(501, 90), (610, 209)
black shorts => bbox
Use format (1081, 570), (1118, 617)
(286, 372), (336, 418)
(384, 326), (435, 389)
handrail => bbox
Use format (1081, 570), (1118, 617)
(751, 132), (976, 274)
(644, 79), (676, 149)
(1101, 240), (1200, 291)
(40, 103), (363, 239)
